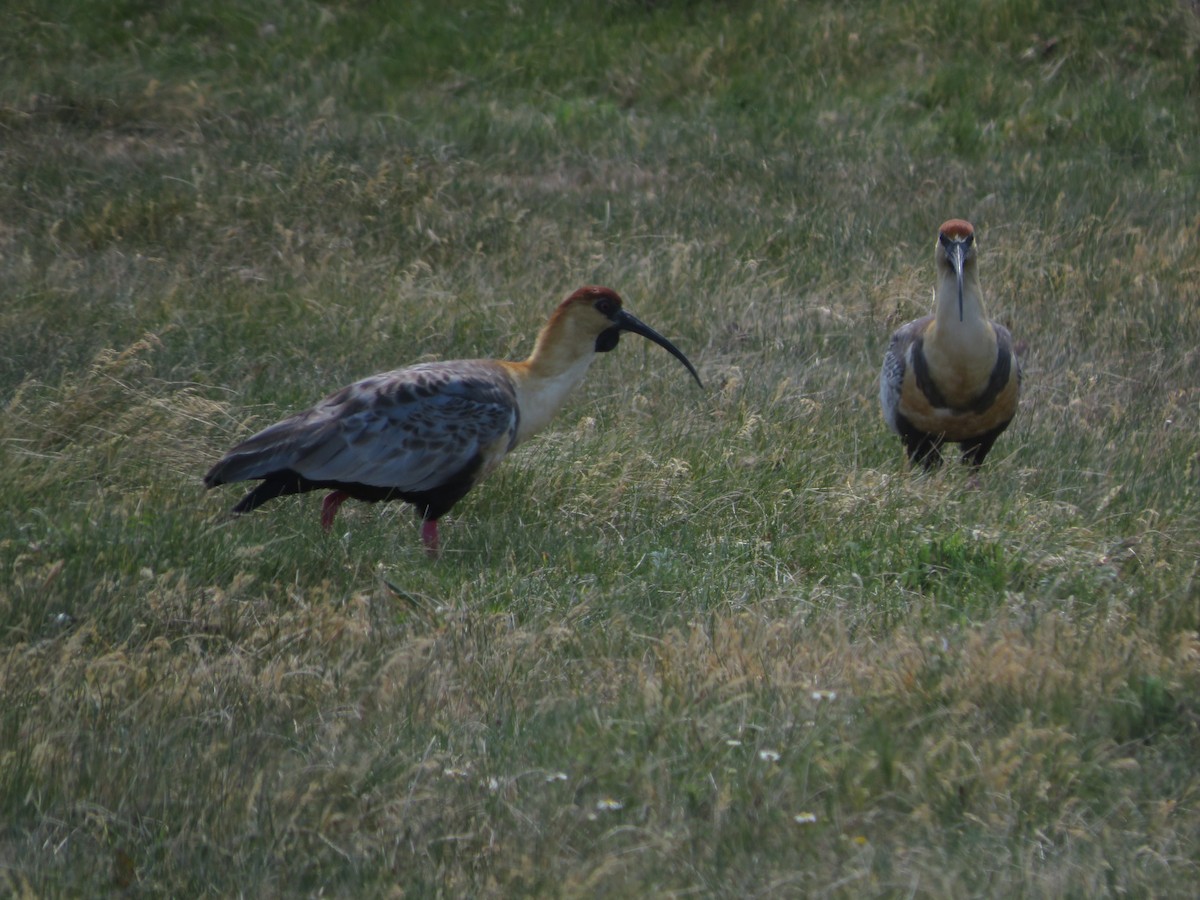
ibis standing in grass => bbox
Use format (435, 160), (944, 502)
(205, 286), (702, 555)
(880, 219), (1021, 469)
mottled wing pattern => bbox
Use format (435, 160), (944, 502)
(879, 316), (928, 434)
(206, 360), (519, 493)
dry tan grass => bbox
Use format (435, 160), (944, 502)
(2, 0), (1199, 895)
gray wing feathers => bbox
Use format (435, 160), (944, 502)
(880, 320), (920, 434)
(208, 361), (518, 492)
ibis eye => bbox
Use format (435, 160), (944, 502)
(595, 297), (617, 318)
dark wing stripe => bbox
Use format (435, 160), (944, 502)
(911, 328), (1015, 415)
(911, 334), (949, 409)
(964, 341), (1013, 415)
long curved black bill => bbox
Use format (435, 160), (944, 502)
(950, 242), (965, 322)
(613, 309), (703, 388)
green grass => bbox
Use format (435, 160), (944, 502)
(3, 0), (1200, 895)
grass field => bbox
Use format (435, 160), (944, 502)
(2, 0), (1199, 895)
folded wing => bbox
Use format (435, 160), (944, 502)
(205, 360), (519, 494)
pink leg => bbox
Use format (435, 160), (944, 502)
(320, 490), (351, 532)
(420, 519), (440, 557)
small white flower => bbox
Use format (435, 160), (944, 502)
(595, 797), (624, 811)
(725, 739), (743, 747)
(793, 812), (818, 825)
(544, 771), (568, 783)
(758, 749), (780, 762)
(443, 767), (470, 779)
(486, 777), (500, 792)
(810, 690), (838, 702)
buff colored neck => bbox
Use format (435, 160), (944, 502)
(922, 260), (998, 403)
(930, 260), (992, 348)
(502, 310), (601, 445)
